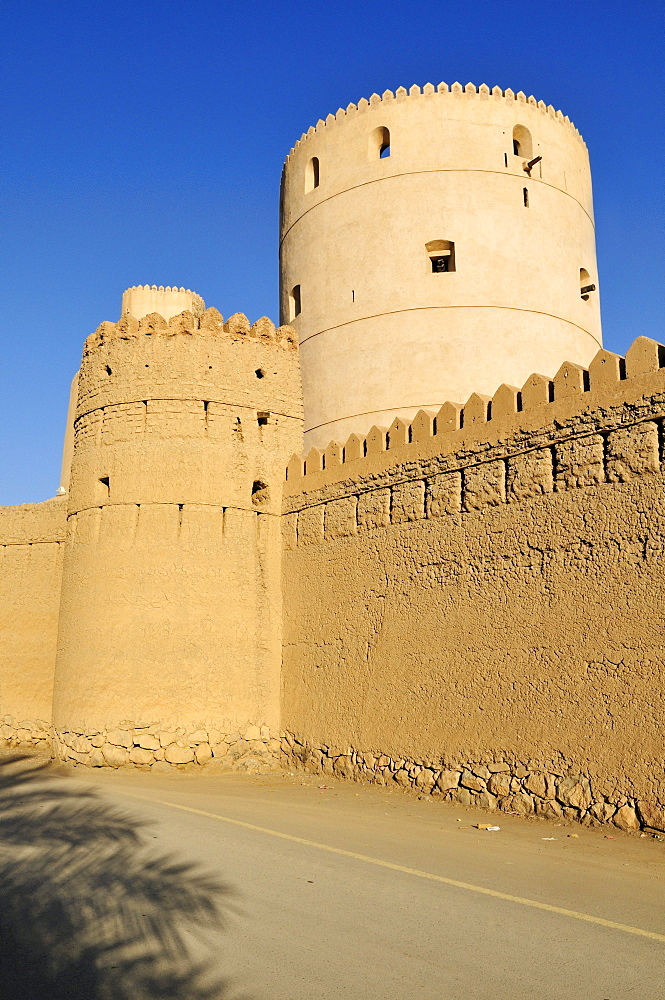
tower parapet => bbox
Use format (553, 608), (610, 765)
(280, 81), (602, 450)
(121, 284), (205, 321)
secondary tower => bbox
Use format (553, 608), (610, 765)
(53, 287), (303, 753)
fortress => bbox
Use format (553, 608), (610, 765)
(2, 82), (664, 833)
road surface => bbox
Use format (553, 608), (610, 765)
(74, 765), (663, 999)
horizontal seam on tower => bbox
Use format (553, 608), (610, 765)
(298, 306), (603, 346)
(280, 169), (594, 241)
(67, 502), (281, 518)
(72, 400), (302, 425)
(305, 405), (446, 434)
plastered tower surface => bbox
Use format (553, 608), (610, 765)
(280, 83), (602, 449)
(52, 291), (303, 766)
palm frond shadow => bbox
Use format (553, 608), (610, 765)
(0, 754), (244, 999)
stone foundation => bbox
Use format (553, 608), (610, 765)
(0, 717), (280, 771)
(280, 732), (665, 834)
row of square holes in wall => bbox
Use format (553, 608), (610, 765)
(304, 124), (539, 192)
(288, 257), (596, 320)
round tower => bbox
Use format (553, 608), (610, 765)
(52, 288), (303, 765)
(280, 82), (602, 449)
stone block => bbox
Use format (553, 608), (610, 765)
(591, 800), (616, 824)
(102, 744), (129, 767)
(426, 472), (462, 517)
(243, 725), (261, 740)
(613, 804), (640, 831)
(606, 422), (660, 482)
(195, 743), (213, 764)
(535, 799), (562, 820)
(506, 449), (554, 501)
(524, 772), (556, 799)
(557, 775), (592, 811)
(297, 505), (325, 545)
(160, 731), (178, 747)
(507, 792), (534, 815)
(333, 755), (354, 778)
(189, 729), (208, 743)
(436, 769), (462, 792)
(487, 772), (511, 798)
(357, 489), (391, 531)
(90, 749), (105, 767)
(324, 496), (357, 540)
(71, 735), (92, 754)
(391, 480), (425, 523)
(130, 747), (154, 765)
(636, 800), (665, 832)
(165, 745), (195, 764)
(460, 770), (486, 792)
(136, 734), (160, 751)
(555, 435), (604, 489)
(476, 790), (497, 811)
(107, 729), (133, 748)
(464, 460), (506, 510)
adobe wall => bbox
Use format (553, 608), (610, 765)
(281, 338), (665, 832)
(0, 497), (67, 746)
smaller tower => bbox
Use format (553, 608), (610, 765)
(53, 288), (303, 764)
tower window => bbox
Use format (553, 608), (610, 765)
(580, 268), (596, 300)
(512, 124), (533, 159)
(426, 239), (455, 273)
(289, 284), (301, 320)
(257, 412), (269, 426)
(251, 480), (270, 507)
(523, 187), (529, 207)
(305, 156), (320, 192)
(97, 476), (110, 501)
(371, 126), (391, 159)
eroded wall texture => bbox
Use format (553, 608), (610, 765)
(281, 341), (665, 831)
(0, 498), (66, 741)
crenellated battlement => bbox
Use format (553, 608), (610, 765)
(84, 308), (298, 356)
(284, 337), (665, 502)
(284, 81), (585, 163)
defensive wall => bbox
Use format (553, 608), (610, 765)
(0, 497), (66, 746)
(280, 336), (665, 833)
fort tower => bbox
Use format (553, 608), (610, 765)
(280, 83), (602, 449)
(52, 288), (303, 756)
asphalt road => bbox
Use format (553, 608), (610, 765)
(76, 766), (663, 1000)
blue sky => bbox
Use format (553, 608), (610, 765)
(1, 0), (663, 504)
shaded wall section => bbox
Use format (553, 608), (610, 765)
(0, 497), (66, 732)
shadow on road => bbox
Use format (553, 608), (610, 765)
(0, 754), (243, 999)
